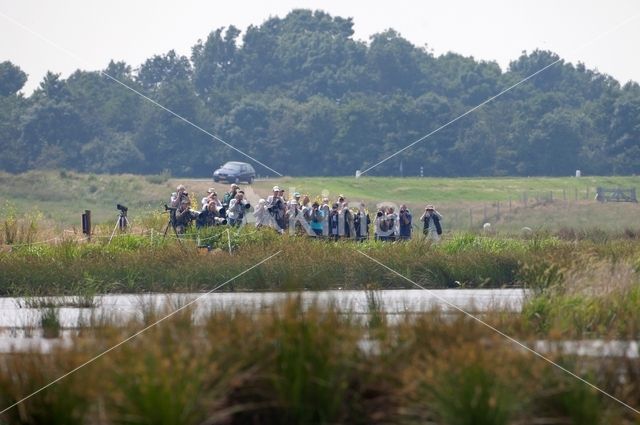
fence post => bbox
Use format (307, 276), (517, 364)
(82, 210), (91, 242)
(469, 208), (473, 229)
(496, 202), (500, 220)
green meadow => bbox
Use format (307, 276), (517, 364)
(2, 171), (639, 231)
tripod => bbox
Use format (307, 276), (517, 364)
(108, 211), (130, 244)
(162, 208), (182, 244)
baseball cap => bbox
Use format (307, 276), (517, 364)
(273, 185), (281, 191)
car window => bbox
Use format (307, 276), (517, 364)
(223, 163), (241, 171)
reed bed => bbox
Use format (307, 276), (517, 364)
(0, 299), (638, 424)
(2, 226), (640, 296)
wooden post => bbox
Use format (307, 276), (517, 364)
(469, 208), (473, 229)
(82, 210), (91, 241)
(496, 202), (500, 220)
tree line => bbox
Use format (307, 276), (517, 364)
(1, 9), (639, 177)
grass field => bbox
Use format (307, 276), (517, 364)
(2, 171), (638, 231)
(252, 175), (640, 204)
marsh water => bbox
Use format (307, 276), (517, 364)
(0, 289), (636, 358)
(0, 288), (525, 328)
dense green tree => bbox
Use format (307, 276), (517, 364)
(0, 61), (28, 96)
(1, 10), (639, 177)
(137, 50), (192, 91)
(607, 84), (640, 174)
(191, 26), (240, 97)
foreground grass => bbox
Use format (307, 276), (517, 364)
(0, 300), (638, 424)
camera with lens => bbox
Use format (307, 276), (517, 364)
(164, 204), (177, 212)
(214, 217), (227, 225)
(117, 204), (128, 214)
(376, 211), (384, 218)
(268, 198), (282, 213)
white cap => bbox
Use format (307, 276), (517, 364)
(273, 185), (281, 191)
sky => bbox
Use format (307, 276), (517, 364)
(1, 0), (640, 94)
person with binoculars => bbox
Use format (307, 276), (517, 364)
(227, 190), (251, 227)
(420, 205), (443, 242)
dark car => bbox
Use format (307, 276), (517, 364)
(213, 161), (256, 184)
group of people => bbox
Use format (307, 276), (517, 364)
(168, 183), (251, 233)
(168, 183), (443, 241)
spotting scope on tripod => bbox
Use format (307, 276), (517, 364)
(108, 203), (130, 244)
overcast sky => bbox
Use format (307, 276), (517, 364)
(2, 0), (639, 94)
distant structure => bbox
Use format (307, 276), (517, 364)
(595, 187), (637, 203)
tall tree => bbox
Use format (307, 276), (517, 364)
(0, 61), (28, 96)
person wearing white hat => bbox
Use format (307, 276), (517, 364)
(201, 188), (215, 211)
(223, 183), (240, 208)
(171, 184), (190, 208)
(420, 205), (443, 242)
(266, 186), (285, 232)
(253, 198), (271, 228)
